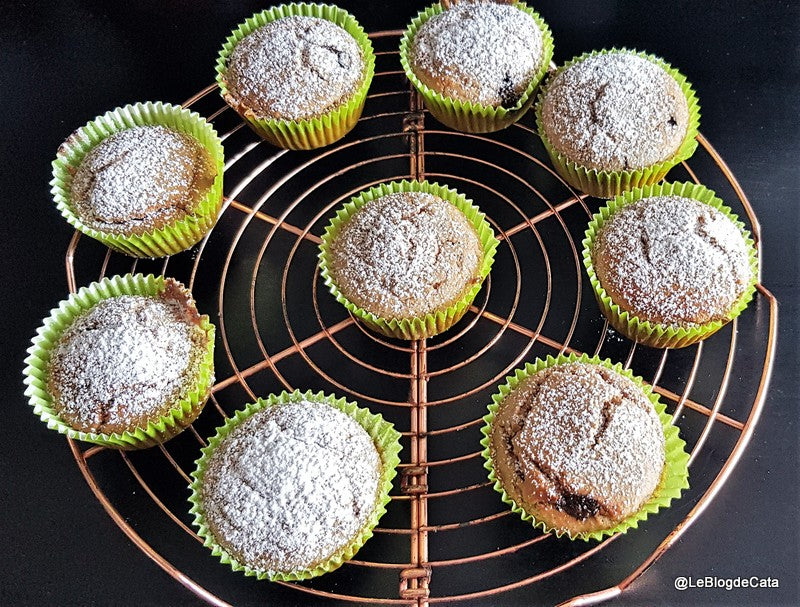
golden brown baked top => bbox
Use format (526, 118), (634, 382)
(70, 125), (215, 235)
(46, 279), (209, 434)
(224, 16), (364, 121)
(200, 401), (381, 573)
(541, 52), (689, 171)
(592, 195), (752, 326)
(490, 362), (664, 532)
(328, 191), (483, 319)
(409, 0), (544, 107)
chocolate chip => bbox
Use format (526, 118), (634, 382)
(498, 72), (520, 108)
(557, 492), (601, 520)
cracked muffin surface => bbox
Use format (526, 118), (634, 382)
(409, 0), (544, 108)
(199, 401), (381, 574)
(490, 361), (665, 534)
(46, 279), (211, 435)
(327, 191), (483, 319)
(70, 125), (216, 235)
(592, 195), (752, 327)
(541, 52), (689, 171)
(223, 15), (365, 121)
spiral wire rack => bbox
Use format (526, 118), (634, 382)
(63, 32), (777, 606)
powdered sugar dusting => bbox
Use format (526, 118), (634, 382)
(503, 362), (664, 520)
(225, 16), (364, 120)
(71, 125), (213, 234)
(47, 294), (203, 433)
(410, 1), (544, 107)
(594, 195), (752, 326)
(200, 401), (381, 573)
(329, 192), (483, 319)
(541, 53), (689, 171)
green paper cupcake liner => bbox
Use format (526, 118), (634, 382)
(318, 179), (500, 340)
(400, 1), (554, 133)
(216, 3), (375, 150)
(22, 273), (216, 450)
(582, 181), (759, 348)
(535, 48), (701, 198)
(50, 101), (225, 258)
(480, 352), (690, 542)
(188, 389), (402, 581)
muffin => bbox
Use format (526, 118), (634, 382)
(482, 355), (689, 540)
(400, 0), (553, 132)
(51, 102), (224, 258)
(583, 182), (758, 348)
(189, 390), (402, 580)
(71, 126), (215, 236)
(23, 274), (216, 449)
(318, 180), (499, 340)
(536, 49), (700, 197)
(216, 4), (375, 149)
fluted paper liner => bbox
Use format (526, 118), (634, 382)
(23, 274), (216, 449)
(535, 48), (701, 197)
(318, 179), (500, 340)
(188, 389), (402, 581)
(400, 1), (554, 133)
(480, 353), (690, 541)
(216, 3), (375, 149)
(51, 101), (225, 258)
(583, 181), (759, 348)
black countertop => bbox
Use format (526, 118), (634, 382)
(2, 1), (798, 606)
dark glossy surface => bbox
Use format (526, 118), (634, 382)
(2, 2), (798, 606)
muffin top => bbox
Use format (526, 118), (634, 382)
(409, 0), (544, 107)
(592, 195), (752, 326)
(490, 362), (665, 533)
(328, 191), (483, 319)
(200, 400), (382, 574)
(70, 126), (215, 235)
(540, 52), (689, 171)
(47, 280), (209, 435)
(224, 16), (365, 121)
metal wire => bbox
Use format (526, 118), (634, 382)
(64, 31), (778, 607)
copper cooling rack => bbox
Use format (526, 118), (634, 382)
(61, 32), (778, 606)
